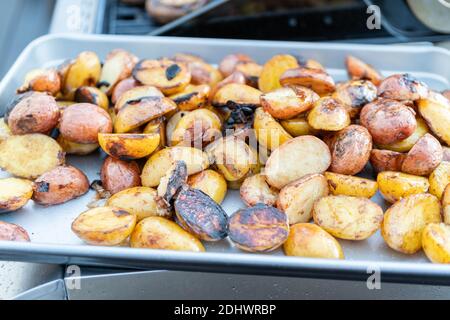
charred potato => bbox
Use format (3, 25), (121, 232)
(32, 165), (89, 205)
(313, 195), (383, 240)
(0, 134), (65, 179)
(64, 51), (101, 96)
(114, 85), (164, 114)
(99, 49), (138, 96)
(100, 157), (141, 195)
(283, 223), (344, 259)
(370, 149), (406, 173)
(219, 54), (254, 78)
(401, 133), (443, 176)
(98, 133), (160, 160)
(324, 172), (378, 198)
(280, 67), (336, 95)
(345, 55), (382, 86)
(378, 74), (428, 101)
(377, 171), (430, 203)
(239, 173), (278, 207)
(188, 169), (227, 204)
(258, 54), (299, 93)
(429, 161), (450, 200)
(72, 206), (136, 246)
(157, 161), (188, 206)
(378, 118), (429, 153)
(0, 221), (30, 242)
(418, 96), (450, 146)
(57, 136), (99, 155)
(130, 216), (205, 252)
(229, 204), (289, 252)
(234, 62), (263, 87)
(331, 80), (377, 118)
(280, 116), (318, 137)
(17, 68), (61, 96)
(253, 108), (292, 151)
(174, 55), (222, 87)
(74, 86), (109, 110)
(382, 193), (441, 254)
(212, 83), (262, 109)
(307, 97), (350, 131)
(277, 174), (329, 224)
(169, 84), (210, 111)
(0, 178), (33, 213)
(422, 223), (450, 264)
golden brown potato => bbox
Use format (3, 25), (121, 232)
(378, 74), (428, 101)
(442, 184), (450, 224)
(57, 136), (98, 155)
(174, 186), (228, 241)
(133, 59), (191, 95)
(258, 54), (299, 93)
(99, 49), (138, 96)
(100, 157), (141, 195)
(422, 223), (450, 264)
(370, 149), (405, 173)
(229, 204), (289, 252)
(64, 51), (101, 96)
(429, 161), (450, 200)
(17, 68), (61, 96)
(234, 62), (263, 87)
(418, 97), (450, 146)
(143, 117), (166, 151)
(59, 103), (112, 144)
(253, 107), (292, 151)
(345, 55), (382, 86)
(32, 165), (89, 205)
(280, 116), (318, 137)
(280, 67), (336, 95)
(377, 171), (429, 203)
(173, 54), (222, 87)
(114, 85), (164, 114)
(313, 195), (383, 240)
(98, 133), (160, 160)
(378, 118), (429, 153)
(219, 53), (254, 78)
(209, 72), (246, 103)
(188, 169), (227, 204)
(169, 84), (210, 111)
(111, 77), (139, 105)
(0, 118), (11, 141)
(260, 85), (319, 120)
(381, 193), (441, 254)
(283, 223), (344, 259)
(130, 216), (205, 252)
(299, 58), (325, 70)
(401, 133), (443, 176)
(328, 125), (372, 175)
(239, 173), (278, 207)
(277, 174), (329, 225)
(0, 178), (33, 213)
(141, 146), (209, 187)
(7, 93), (60, 135)
(211, 83), (262, 109)
(324, 172), (378, 198)
(265, 135), (331, 189)
(0, 134), (65, 179)
(74, 86), (109, 110)
(0, 221), (30, 242)
(360, 99), (417, 145)
(331, 80), (377, 118)
(72, 206), (136, 246)
(307, 97), (350, 131)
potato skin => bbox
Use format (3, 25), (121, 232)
(219, 53), (253, 77)
(332, 80), (377, 118)
(418, 98), (450, 146)
(307, 97), (350, 131)
(280, 67), (336, 95)
(422, 223), (450, 264)
(324, 172), (378, 198)
(378, 74), (428, 102)
(74, 86), (109, 110)
(60, 103), (112, 144)
(329, 125), (372, 175)
(401, 133), (443, 176)
(370, 149), (405, 173)
(280, 116), (318, 137)
(100, 157), (141, 195)
(187, 169), (227, 204)
(18, 69), (61, 96)
(8, 93), (60, 135)
(429, 161), (450, 200)
(377, 171), (429, 203)
(130, 216), (205, 252)
(258, 54), (299, 93)
(381, 193), (441, 254)
(239, 173), (278, 207)
(98, 133), (160, 160)
(0, 221), (30, 242)
(57, 136), (98, 155)
(111, 77), (139, 104)
(345, 55), (382, 86)
(283, 223), (344, 259)
(442, 184), (450, 224)
(254, 107), (292, 151)
(229, 204), (289, 252)
(378, 118), (429, 153)
(0, 178), (33, 213)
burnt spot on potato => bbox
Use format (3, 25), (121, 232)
(157, 161), (188, 207)
(113, 209), (130, 217)
(378, 74), (429, 101)
(166, 64), (181, 81)
(228, 204), (289, 252)
(35, 181), (50, 193)
(174, 185), (228, 241)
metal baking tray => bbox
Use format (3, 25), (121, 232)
(1, 34), (450, 284)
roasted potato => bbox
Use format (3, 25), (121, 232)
(378, 118), (429, 153)
(141, 146), (209, 187)
(173, 54), (222, 87)
(378, 74), (428, 101)
(174, 186), (228, 241)
(228, 204), (289, 252)
(442, 184), (450, 224)
(324, 172), (378, 198)
(331, 80), (377, 118)
(370, 149), (405, 173)
(7, 92), (60, 135)
(0, 178), (33, 213)
(57, 136), (98, 155)
(280, 116), (318, 137)
(98, 133), (160, 160)
(280, 67), (336, 95)
(169, 84), (210, 111)
(72, 206), (136, 246)
(253, 107), (293, 151)
(307, 97), (350, 131)
(114, 85), (163, 114)
(209, 71), (246, 103)
(443, 147), (450, 162)
(111, 77), (139, 105)
(157, 161), (187, 207)
(265, 135), (331, 189)
(219, 53), (254, 78)
(0, 221), (30, 242)
(187, 169), (227, 204)
(360, 99), (417, 145)
(313, 195), (383, 240)
(234, 62), (263, 87)
(211, 83), (262, 109)
(130, 216), (205, 252)
(239, 173), (278, 207)
(277, 174), (329, 224)
(0, 134), (65, 179)
(63, 51), (101, 96)
(133, 59), (190, 95)
(59, 103), (112, 144)
(258, 54), (299, 93)
(381, 193), (441, 254)
(100, 157), (141, 195)
(418, 96), (450, 146)
(17, 68), (61, 96)
(143, 117), (166, 151)
(328, 125), (372, 175)
(429, 161), (450, 200)
(283, 223), (344, 259)
(422, 223), (450, 264)
(377, 171), (429, 203)
(345, 55), (382, 86)
(401, 133), (443, 176)
(260, 85), (319, 120)
(74, 86), (109, 110)
(0, 118), (11, 141)
(32, 165), (89, 205)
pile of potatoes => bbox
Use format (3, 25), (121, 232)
(1, 49), (450, 265)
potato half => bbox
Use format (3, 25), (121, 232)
(98, 133), (160, 160)
(99, 49), (138, 96)
(17, 68), (61, 96)
(280, 116), (318, 137)
(378, 118), (429, 153)
(114, 85), (164, 114)
(345, 55), (382, 86)
(57, 136), (99, 156)
(187, 169), (227, 204)
(239, 173), (278, 207)
(254, 107), (292, 151)
(418, 97), (450, 146)
(0, 178), (33, 213)
(280, 67), (336, 95)
(211, 83), (262, 109)
(64, 51), (101, 96)
(324, 172), (378, 198)
(74, 86), (109, 110)
(307, 97), (350, 131)
(0, 221), (30, 242)
(258, 54), (299, 93)
(429, 161), (450, 200)
(422, 223), (450, 264)
(401, 133), (443, 176)
(331, 80), (377, 118)
(101, 157), (141, 195)
(442, 184), (450, 224)
(378, 74), (428, 101)
(169, 84), (210, 111)
(377, 171), (429, 203)
(370, 149), (406, 173)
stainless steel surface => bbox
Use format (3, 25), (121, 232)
(13, 279), (66, 300)
(0, 34), (450, 284)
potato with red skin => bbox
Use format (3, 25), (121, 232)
(17, 69), (61, 96)
(280, 67), (336, 95)
(370, 149), (406, 173)
(345, 55), (382, 86)
(401, 133), (443, 176)
(111, 77), (139, 104)
(59, 103), (112, 144)
(33, 165), (89, 205)
(378, 74), (429, 101)
(329, 125), (372, 176)
(7, 93), (60, 135)
(0, 221), (30, 242)
(360, 99), (417, 145)
(100, 157), (141, 195)
(219, 54), (254, 77)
